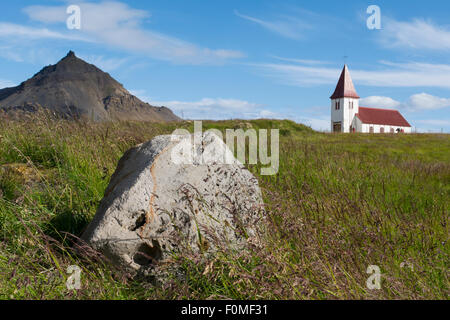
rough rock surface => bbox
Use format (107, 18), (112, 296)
(81, 132), (264, 275)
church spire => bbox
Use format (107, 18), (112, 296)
(330, 64), (360, 99)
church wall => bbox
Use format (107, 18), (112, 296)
(344, 98), (359, 133)
(331, 97), (359, 132)
(361, 123), (411, 133)
(352, 116), (363, 132)
(331, 98), (344, 131)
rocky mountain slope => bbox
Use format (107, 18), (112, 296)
(0, 51), (180, 122)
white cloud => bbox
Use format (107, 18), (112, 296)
(0, 46), (66, 66)
(147, 95), (331, 131)
(406, 93), (450, 111)
(295, 116), (330, 131)
(0, 22), (88, 41)
(146, 97), (265, 120)
(381, 18), (450, 51)
(0, 46), (25, 62)
(79, 54), (128, 71)
(0, 79), (16, 89)
(270, 55), (331, 65)
(234, 10), (310, 40)
(415, 119), (450, 127)
(256, 60), (450, 88)
(360, 93), (450, 112)
(131, 90), (331, 131)
(360, 96), (402, 109)
(259, 110), (278, 118)
(19, 1), (244, 65)
(412, 119), (450, 133)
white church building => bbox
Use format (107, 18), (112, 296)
(330, 65), (411, 133)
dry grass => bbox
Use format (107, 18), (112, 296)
(0, 115), (448, 299)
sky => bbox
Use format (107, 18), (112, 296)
(0, 0), (450, 132)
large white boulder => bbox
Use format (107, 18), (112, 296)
(81, 132), (264, 275)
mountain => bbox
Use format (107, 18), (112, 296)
(0, 51), (180, 122)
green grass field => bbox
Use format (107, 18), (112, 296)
(0, 116), (448, 299)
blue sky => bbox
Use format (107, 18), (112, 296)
(1, 0), (450, 132)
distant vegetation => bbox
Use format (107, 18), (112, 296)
(0, 115), (448, 299)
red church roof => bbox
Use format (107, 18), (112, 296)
(356, 107), (411, 127)
(330, 65), (360, 99)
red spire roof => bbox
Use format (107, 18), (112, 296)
(330, 65), (360, 99)
(356, 107), (411, 127)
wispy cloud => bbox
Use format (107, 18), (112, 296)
(380, 18), (450, 51)
(79, 54), (128, 71)
(0, 46), (25, 62)
(0, 79), (15, 89)
(0, 44), (68, 66)
(270, 55), (332, 65)
(361, 93), (450, 112)
(255, 60), (450, 88)
(412, 119), (450, 133)
(0, 22), (89, 41)
(145, 97), (269, 120)
(234, 10), (311, 40)
(6, 1), (244, 65)
(414, 119), (450, 127)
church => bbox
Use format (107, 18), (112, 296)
(330, 65), (411, 133)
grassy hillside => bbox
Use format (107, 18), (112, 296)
(0, 116), (448, 299)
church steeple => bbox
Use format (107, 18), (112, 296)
(330, 65), (360, 99)
(330, 64), (360, 133)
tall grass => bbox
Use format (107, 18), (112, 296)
(0, 115), (448, 299)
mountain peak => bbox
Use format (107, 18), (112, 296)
(60, 50), (78, 63)
(0, 52), (180, 122)
(59, 50), (85, 66)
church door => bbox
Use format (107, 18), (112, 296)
(333, 122), (342, 133)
